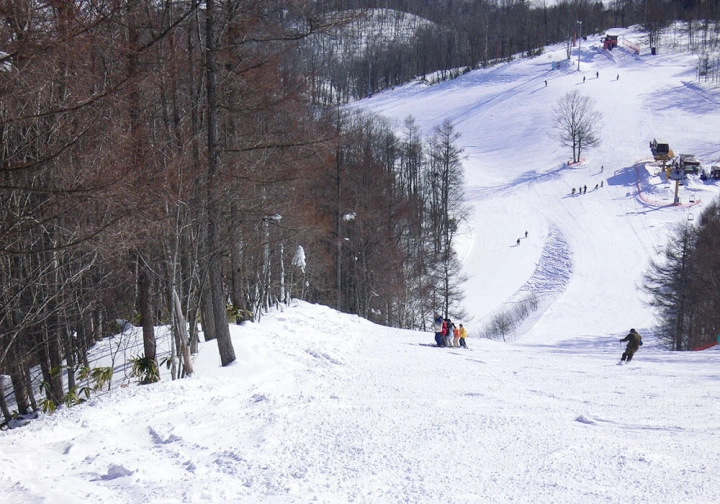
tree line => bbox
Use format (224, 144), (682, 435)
(643, 199), (720, 351)
(302, 0), (720, 104)
(0, 0), (470, 421)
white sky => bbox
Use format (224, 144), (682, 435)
(1, 25), (719, 503)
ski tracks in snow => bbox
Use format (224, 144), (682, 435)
(486, 224), (572, 312)
(519, 225), (572, 299)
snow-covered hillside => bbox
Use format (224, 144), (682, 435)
(357, 25), (720, 341)
(1, 25), (720, 504)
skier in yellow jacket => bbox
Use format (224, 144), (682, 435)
(458, 324), (468, 349)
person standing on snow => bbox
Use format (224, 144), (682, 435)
(458, 324), (468, 349)
(445, 319), (454, 348)
(619, 328), (643, 363)
(434, 314), (444, 347)
(453, 324), (461, 347)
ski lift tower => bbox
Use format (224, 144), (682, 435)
(668, 161), (683, 205)
(650, 138), (680, 204)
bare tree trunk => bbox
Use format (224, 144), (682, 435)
(63, 326), (76, 392)
(280, 243), (286, 304)
(22, 363), (37, 411)
(172, 287), (194, 377)
(76, 315), (91, 369)
(0, 378), (11, 422)
(137, 254), (157, 366)
(9, 358), (30, 414)
(230, 223), (245, 322)
(335, 109), (343, 312)
(92, 309), (104, 343)
(205, 0), (235, 366)
(188, 300), (200, 354)
(199, 273), (216, 341)
(44, 325), (64, 406)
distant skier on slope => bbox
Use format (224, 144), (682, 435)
(619, 328), (643, 363)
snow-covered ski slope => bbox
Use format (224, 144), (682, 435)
(356, 25), (720, 343)
(1, 25), (720, 504)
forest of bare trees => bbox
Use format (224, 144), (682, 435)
(0, 0), (476, 422)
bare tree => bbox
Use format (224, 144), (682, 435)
(203, 0), (236, 367)
(552, 90), (603, 164)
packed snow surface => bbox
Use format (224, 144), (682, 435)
(2, 26), (720, 503)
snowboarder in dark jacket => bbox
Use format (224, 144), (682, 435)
(619, 328), (642, 363)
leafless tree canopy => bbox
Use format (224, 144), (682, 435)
(0, 1), (472, 421)
(552, 90), (603, 164)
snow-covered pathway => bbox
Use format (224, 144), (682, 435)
(185, 315), (720, 503)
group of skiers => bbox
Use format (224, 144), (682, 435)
(434, 315), (642, 364)
(431, 318), (642, 362)
(571, 181), (603, 195)
(433, 315), (468, 348)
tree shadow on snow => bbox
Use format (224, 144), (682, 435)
(605, 165), (637, 188)
(650, 80), (720, 115)
(464, 164), (569, 202)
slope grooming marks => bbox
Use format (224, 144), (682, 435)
(521, 226), (572, 298)
(475, 226), (572, 339)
